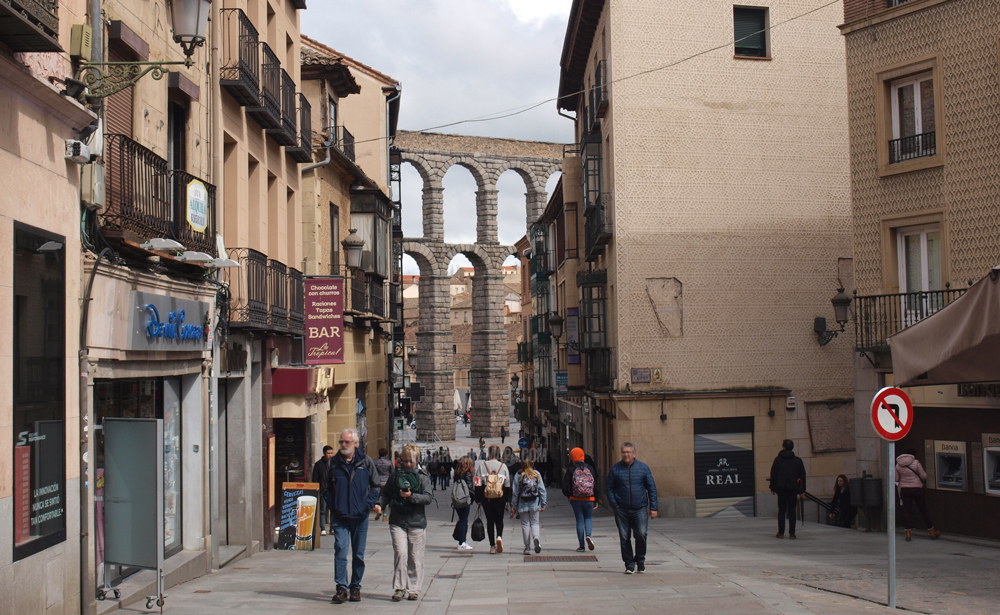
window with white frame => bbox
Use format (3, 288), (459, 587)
(897, 224), (942, 293)
(890, 72), (936, 163)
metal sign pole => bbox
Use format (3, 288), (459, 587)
(887, 440), (896, 609)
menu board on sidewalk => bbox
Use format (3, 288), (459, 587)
(278, 482), (320, 550)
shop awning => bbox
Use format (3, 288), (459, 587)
(888, 268), (1000, 387)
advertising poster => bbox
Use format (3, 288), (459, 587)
(304, 278), (345, 365)
(278, 482), (320, 550)
(694, 418), (756, 518)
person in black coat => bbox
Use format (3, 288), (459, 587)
(312, 445), (335, 534)
(828, 474), (856, 528)
(769, 439), (806, 539)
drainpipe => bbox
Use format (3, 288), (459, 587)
(385, 83), (402, 187)
(80, 247), (112, 615)
(301, 141), (332, 173)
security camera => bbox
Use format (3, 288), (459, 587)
(64, 140), (92, 164)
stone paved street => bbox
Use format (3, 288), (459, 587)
(110, 476), (1000, 615)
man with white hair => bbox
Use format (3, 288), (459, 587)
(327, 428), (381, 604)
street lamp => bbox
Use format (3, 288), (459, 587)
(511, 374), (520, 389)
(547, 312), (564, 340)
(341, 229), (365, 271)
(71, 0), (212, 100)
(407, 347), (418, 371)
(815, 287), (853, 346)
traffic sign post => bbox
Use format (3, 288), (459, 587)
(870, 386), (914, 610)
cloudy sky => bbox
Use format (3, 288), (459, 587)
(302, 0), (573, 274)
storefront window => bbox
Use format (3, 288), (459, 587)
(95, 378), (183, 566)
(12, 224), (66, 561)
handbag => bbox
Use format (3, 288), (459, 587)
(470, 505), (486, 542)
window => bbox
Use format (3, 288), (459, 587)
(452, 345), (457, 354)
(12, 224), (66, 561)
(464, 311), (468, 323)
(329, 203), (340, 274)
(328, 97), (337, 141)
(734, 7), (768, 58)
(897, 225), (942, 293)
(890, 73), (935, 163)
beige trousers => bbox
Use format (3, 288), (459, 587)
(389, 525), (425, 594)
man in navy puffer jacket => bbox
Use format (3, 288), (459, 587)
(605, 442), (658, 574)
(327, 428), (381, 604)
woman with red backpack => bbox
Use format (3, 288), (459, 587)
(563, 447), (598, 551)
(475, 444), (511, 554)
(511, 459), (548, 554)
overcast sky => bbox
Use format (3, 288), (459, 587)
(302, 0), (573, 274)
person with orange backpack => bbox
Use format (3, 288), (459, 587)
(563, 447), (599, 551)
(474, 444), (511, 554)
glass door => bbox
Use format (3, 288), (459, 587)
(897, 225), (943, 325)
(162, 379), (183, 557)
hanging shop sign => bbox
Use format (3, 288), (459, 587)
(566, 308), (580, 364)
(304, 277), (345, 365)
(128, 291), (210, 351)
(556, 371), (568, 396)
(186, 179), (208, 233)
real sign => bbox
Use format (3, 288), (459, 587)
(304, 277), (344, 365)
(870, 386), (914, 442)
(186, 179), (208, 233)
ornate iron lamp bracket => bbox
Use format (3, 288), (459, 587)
(75, 58), (195, 100)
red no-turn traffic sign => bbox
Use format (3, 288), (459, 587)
(870, 387), (914, 441)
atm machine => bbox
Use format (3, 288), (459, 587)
(983, 433), (1000, 496)
(934, 440), (967, 491)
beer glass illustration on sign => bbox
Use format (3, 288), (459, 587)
(294, 495), (317, 550)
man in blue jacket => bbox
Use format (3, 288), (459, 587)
(605, 442), (658, 574)
(328, 428), (381, 604)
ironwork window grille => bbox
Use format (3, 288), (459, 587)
(334, 125), (356, 162)
(225, 248), (268, 328)
(267, 69), (297, 146)
(287, 93), (313, 163)
(219, 9), (260, 107)
(247, 43), (281, 130)
(734, 7), (768, 58)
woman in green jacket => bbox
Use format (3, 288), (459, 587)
(375, 444), (433, 601)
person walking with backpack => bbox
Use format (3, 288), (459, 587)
(375, 444), (432, 602)
(327, 429), (382, 603)
(427, 453), (440, 491)
(895, 448), (940, 542)
(451, 456), (475, 550)
(769, 439), (807, 539)
(606, 442), (658, 574)
(511, 459), (547, 554)
(374, 448), (394, 487)
(475, 444), (511, 554)
(563, 447), (598, 551)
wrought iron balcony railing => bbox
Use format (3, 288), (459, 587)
(0, 0), (60, 52)
(388, 282), (402, 324)
(103, 133), (172, 242)
(369, 276), (386, 318)
(226, 248), (269, 328)
(333, 125), (355, 162)
(220, 8), (260, 107)
(171, 170), (217, 255)
(288, 268), (305, 334)
(854, 287), (966, 352)
(585, 193), (613, 262)
(247, 43), (281, 130)
(267, 259), (289, 330)
(349, 272), (368, 314)
(586, 347), (614, 391)
(887, 0), (913, 6)
(287, 93), (313, 163)
(267, 69), (297, 146)
(889, 131), (935, 164)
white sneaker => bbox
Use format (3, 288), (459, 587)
(321, 530), (328, 536)
(457, 543), (473, 551)
(585, 536), (595, 550)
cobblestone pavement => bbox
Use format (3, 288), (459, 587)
(107, 467), (1000, 615)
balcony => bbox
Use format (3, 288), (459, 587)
(349, 272), (368, 315)
(854, 287), (966, 352)
(267, 69), (297, 146)
(286, 93), (313, 163)
(333, 125), (355, 162)
(585, 193), (613, 262)
(388, 282), (401, 324)
(586, 347), (614, 391)
(219, 8), (260, 107)
(171, 170), (217, 255)
(226, 248), (269, 329)
(0, 0), (60, 52)
(889, 131), (935, 164)
(247, 43), (281, 130)
(103, 134), (172, 243)
(369, 276), (385, 318)
(268, 259), (289, 330)
(289, 268), (305, 334)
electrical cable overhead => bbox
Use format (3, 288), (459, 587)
(345, 0), (841, 147)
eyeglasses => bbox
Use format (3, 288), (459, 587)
(338, 440), (354, 444)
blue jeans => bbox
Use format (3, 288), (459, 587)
(331, 516), (369, 589)
(571, 500), (594, 548)
(453, 505), (471, 544)
(320, 490), (333, 531)
(614, 507), (648, 569)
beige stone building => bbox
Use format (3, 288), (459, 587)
(541, 0), (855, 518)
(841, 0), (1000, 539)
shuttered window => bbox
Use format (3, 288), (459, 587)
(105, 48), (135, 137)
(734, 7), (768, 58)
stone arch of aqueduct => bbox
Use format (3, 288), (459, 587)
(394, 131), (562, 440)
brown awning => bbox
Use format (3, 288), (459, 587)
(888, 268), (1000, 387)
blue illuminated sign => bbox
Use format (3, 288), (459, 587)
(144, 305), (205, 341)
